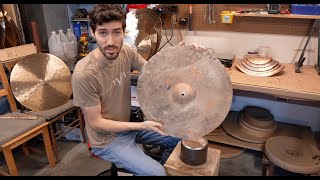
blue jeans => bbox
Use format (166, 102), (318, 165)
(91, 130), (181, 176)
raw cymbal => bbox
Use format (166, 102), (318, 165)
(246, 56), (273, 65)
(241, 59), (280, 72)
(236, 59), (285, 77)
(10, 53), (72, 112)
(125, 8), (162, 60)
(137, 46), (233, 139)
(243, 58), (279, 69)
(265, 136), (320, 174)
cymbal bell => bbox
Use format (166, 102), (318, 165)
(137, 46), (233, 139)
(10, 53), (72, 112)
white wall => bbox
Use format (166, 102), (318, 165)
(160, 30), (320, 132)
(161, 30), (318, 65)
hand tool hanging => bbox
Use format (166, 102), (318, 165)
(189, 4), (193, 31)
(205, 4), (216, 24)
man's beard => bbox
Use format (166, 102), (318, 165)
(97, 42), (122, 60)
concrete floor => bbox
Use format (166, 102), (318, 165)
(0, 139), (301, 176)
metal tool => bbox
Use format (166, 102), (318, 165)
(189, 4), (193, 31)
(205, 4), (216, 24)
(10, 53), (72, 112)
(137, 46), (233, 139)
(0, 115), (38, 120)
(295, 19), (320, 75)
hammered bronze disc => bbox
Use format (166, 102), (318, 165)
(125, 8), (162, 60)
(243, 58), (279, 69)
(222, 111), (273, 143)
(137, 46), (233, 139)
(10, 53), (72, 112)
(236, 59), (285, 77)
(240, 106), (277, 132)
(241, 59), (280, 72)
(238, 112), (276, 138)
(265, 136), (320, 174)
(246, 56), (273, 65)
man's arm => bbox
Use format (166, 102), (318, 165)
(81, 103), (166, 135)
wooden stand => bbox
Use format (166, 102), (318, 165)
(164, 141), (221, 176)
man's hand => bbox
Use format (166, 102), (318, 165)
(140, 120), (167, 136)
(179, 40), (206, 52)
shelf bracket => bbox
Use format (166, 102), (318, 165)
(295, 19), (320, 75)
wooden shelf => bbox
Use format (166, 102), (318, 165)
(70, 18), (90, 22)
(229, 59), (320, 101)
(234, 13), (320, 20)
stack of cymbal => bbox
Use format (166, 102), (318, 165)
(222, 106), (278, 143)
(236, 55), (284, 77)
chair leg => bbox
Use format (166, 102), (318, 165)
(48, 123), (59, 163)
(42, 126), (56, 168)
(111, 163), (118, 176)
(2, 146), (18, 176)
(21, 143), (30, 157)
(77, 108), (86, 143)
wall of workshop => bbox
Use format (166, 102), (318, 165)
(159, 30), (320, 132)
(19, 4), (69, 51)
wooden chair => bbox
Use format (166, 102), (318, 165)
(0, 43), (85, 173)
(28, 100), (86, 162)
(0, 57), (55, 176)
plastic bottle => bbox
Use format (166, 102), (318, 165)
(58, 29), (69, 43)
(66, 29), (78, 43)
(48, 31), (65, 60)
(66, 28), (78, 55)
(59, 29), (77, 64)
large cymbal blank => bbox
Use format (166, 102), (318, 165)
(10, 53), (72, 112)
(265, 136), (320, 174)
(137, 46), (233, 139)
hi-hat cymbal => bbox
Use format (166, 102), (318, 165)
(10, 53), (72, 112)
(137, 46), (233, 139)
(265, 136), (320, 174)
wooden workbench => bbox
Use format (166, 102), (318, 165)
(228, 59), (320, 101)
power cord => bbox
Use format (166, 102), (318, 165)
(158, 15), (175, 52)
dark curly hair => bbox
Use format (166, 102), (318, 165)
(89, 4), (126, 33)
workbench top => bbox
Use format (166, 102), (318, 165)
(228, 59), (320, 101)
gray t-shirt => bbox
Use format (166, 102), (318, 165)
(72, 43), (146, 148)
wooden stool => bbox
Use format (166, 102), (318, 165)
(262, 154), (275, 176)
(262, 153), (319, 176)
(164, 141), (221, 176)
